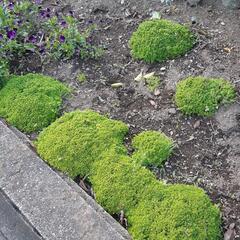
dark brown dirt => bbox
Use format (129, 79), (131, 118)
(19, 0), (240, 238)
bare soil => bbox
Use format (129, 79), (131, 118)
(18, 0), (240, 238)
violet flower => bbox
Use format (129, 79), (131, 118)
(29, 35), (37, 44)
(7, 29), (17, 40)
(60, 21), (67, 28)
(59, 35), (65, 43)
(40, 8), (51, 18)
(8, 2), (14, 10)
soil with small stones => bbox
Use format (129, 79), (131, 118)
(15, 0), (240, 239)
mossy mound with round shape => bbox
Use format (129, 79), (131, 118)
(36, 110), (129, 178)
(132, 131), (174, 167)
(128, 184), (221, 240)
(175, 76), (236, 116)
(129, 19), (195, 63)
(0, 74), (69, 132)
(90, 151), (156, 214)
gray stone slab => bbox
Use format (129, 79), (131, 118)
(0, 120), (131, 240)
(0, 191), (42, 240)
(0, 231), (7, 240)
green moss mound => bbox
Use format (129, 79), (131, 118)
(132, 131), (174, 167)
(175, 76), (236, 116)
(129, 19), (195, 63)
(0, 74), (69, 132)
(36, 110), (129, 178)
(128, 184), (221, 240)
(90, 151), (156, 214)
(36, 110), (221, 239)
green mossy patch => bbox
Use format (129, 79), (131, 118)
(36, 110), (129, 178)
(0, 73), (69, 132)
(36, 110), (221, 239)
(175, 76), (236, 116)
(90, 151), (156, 214)
(128, 184), (221, 240)
(129, 19), (195, 63)
(132, 131), (174, 167)
(146, 76), (161, 92)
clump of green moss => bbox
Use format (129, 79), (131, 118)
(175, 76), (236, 116)
(129, 19), (195, 63)
(90, 151), (156, 214)
(36, 110), (129, 178)
(132, 131), (174, 167)
(146, 76), (161, 92)
(77, 72), (87, 83)
(128, 184), (221, 240)
(0, 74), (69, 132)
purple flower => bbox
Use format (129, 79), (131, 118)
(60, 21), (67, 28)
(37, 43), (46, 54)
(59, 35), (65, 43)
(0, 34), (3, 41)
(7, 29), (17, 40)
(8, 2), (14, 10)
(29, 35), (37, 43)
(15, 19), (23, 26)
(40, 8), (51, 18)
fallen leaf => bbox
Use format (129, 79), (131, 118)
(151, 11), (161, 19)
(143, 72), (155, 79)
(135, 72), (143, 82)
(111, 83), (123, 88)
(193, 120), (201, 129)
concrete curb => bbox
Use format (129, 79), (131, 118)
(0, 120), (131, 240)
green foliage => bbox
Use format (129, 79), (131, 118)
(129, 19), (195, 63)
(43, 17), (102, 60)
(146, 76), (160, 92)
(36, 110), (129, 178)
(0, 73), (69, 132)
(132, 131), (174, 167)
(0, 0), (101, 66)
(77, 72), (87, 83)
(0, 59), (9, 88)
(0, 1), (39, 59)
(90, 151), (156, 214)
(175, 76), (236, 116)
(128, 184), (221, 240)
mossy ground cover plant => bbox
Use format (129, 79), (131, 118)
(0, 73), (69, 132)
(129, 19), (195, 63)
(132, 131), (174, 167)
(36, 110), (129, 178)
(146, 76), (161, 92)
(36, 110), (221, 240)
(90, 151), (156, 214)
(175, 76), (236, 116)
(128, 184), (221, 240)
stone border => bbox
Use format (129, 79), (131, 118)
(0, 120), (131, 240)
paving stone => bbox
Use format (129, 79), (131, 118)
(0, 191), (42, 240)
(0, 120), (131, 240)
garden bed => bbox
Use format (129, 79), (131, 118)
(1, 0), (240, 239)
